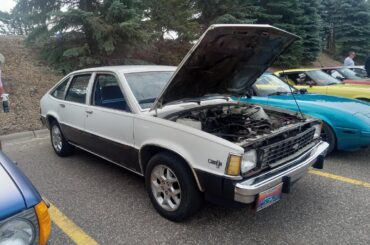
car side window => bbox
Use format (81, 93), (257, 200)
(92, 74), (130, 112)
(51, 77), (70, 99)
(330, 70), (344, 79)
(65, 74), (91, 104)
(281, 73), (299, 85)
(285, 73), (315, 86)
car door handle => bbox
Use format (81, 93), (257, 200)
(85, 110), (93, 114)
(59, 104), (65, 108)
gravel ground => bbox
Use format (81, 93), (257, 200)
(0, 36), (61, 135)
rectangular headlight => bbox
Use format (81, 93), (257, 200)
(313, 123), (322, 139)
(241, 149), (257, 174)
(226, 154), (242, 176)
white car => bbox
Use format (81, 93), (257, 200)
(40, 24), (329, 221)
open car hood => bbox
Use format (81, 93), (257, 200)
(151, 24), (299, 110)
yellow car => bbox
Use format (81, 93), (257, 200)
(275, 68), (370, 102)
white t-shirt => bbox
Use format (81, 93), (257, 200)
(344, 57), (355, 66)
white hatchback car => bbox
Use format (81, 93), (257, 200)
(40, 24), (328, 221)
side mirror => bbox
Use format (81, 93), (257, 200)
(336, 76), (344, 81)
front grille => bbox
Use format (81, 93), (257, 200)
(259, 127), (315, 167)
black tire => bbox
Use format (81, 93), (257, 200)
(357, 98), (370, 103)
(321, 122), (336, 154)
(145, 152), (203, 222)
(50, 121), (74, 157)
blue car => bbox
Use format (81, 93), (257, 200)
(237, 73), (370, 153)
(0, 150), (51, 245)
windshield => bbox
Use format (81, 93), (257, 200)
(306, 70), (342, 85)
(254, 74), (297, 96)
(125, 71), (174, 109)
(337, 67), (363, 80)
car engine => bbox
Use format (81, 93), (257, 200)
(167, 104), (301, 143)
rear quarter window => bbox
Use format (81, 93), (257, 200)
(51, 77), (70, 99)
(65, 74), (91, 104)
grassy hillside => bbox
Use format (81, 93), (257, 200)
(0, 36), (62, 135)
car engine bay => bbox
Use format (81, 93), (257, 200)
(166, 103), (303, 143)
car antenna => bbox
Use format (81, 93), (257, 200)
(277, 58), (306, 121)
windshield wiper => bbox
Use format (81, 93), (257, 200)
(166, 95), (229, 106)
(267, 91), (290, 96)
(138, 98), (156, 104)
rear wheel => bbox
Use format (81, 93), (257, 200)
(320, 122), (336, 154)
(50, 121), (74, 157)
(145, 152), (203, 222)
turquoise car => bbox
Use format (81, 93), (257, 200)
(237, 73), (370, 153)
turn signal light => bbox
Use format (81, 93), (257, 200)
(226, 154), (242, 176)
(35, 201), (51, 245)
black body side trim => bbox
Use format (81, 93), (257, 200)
(195, 169), (246, 208)
(60, 123), (141, 173)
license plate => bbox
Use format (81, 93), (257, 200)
(256, 183), (283, 212)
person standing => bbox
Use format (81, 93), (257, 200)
(343, 51), (356, 66)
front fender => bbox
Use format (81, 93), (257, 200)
(134, 116), (243, 178)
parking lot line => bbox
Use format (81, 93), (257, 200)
(309, 169), (370, 189)
(48, 201), (99, 245)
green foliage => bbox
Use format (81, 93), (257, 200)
(197, 0), (257, 27)
(298, 0), (322, 64)
(144, 0), (199, 41)
(247, 0), (304, 66)
(321, 0), (370, 62)
(6, 0), (370, 69)
(18, 0), (149, 72)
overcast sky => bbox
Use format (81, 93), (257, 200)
(0, 0), (16, 12)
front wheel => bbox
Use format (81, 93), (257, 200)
(321, 123), (336, 154)
(50, 121), (74, 157)
(145, 152), (203, 222)
(357, 98), (370, 103)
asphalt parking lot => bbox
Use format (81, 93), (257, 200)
(2, 136), (370, 245)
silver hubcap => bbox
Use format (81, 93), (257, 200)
(151, 165), (181, 211)
(51, 125), (63, 152)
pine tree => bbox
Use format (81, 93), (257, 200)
(321, 0), (370, 62)
(13, 0), (148, 71)
(196, 0), (257, 30)
(247, 0), (305, 66)
(335, 0), (370, 62)
(144, 0), (199, 42)
(298, 0), (322, 64)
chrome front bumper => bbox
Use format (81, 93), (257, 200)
(234, 141), (329, 204)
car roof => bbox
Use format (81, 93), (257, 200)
(71, 65), (177, 74)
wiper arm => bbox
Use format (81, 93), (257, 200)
(267, 91), (290, 96)
(138, 98), (157, 104)
(164, 95), (230, 107)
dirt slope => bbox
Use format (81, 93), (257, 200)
(310, 53), (342, 67)
(0, 36), (62, 135)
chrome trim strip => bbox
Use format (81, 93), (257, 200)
(69, 142), (144, 177)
